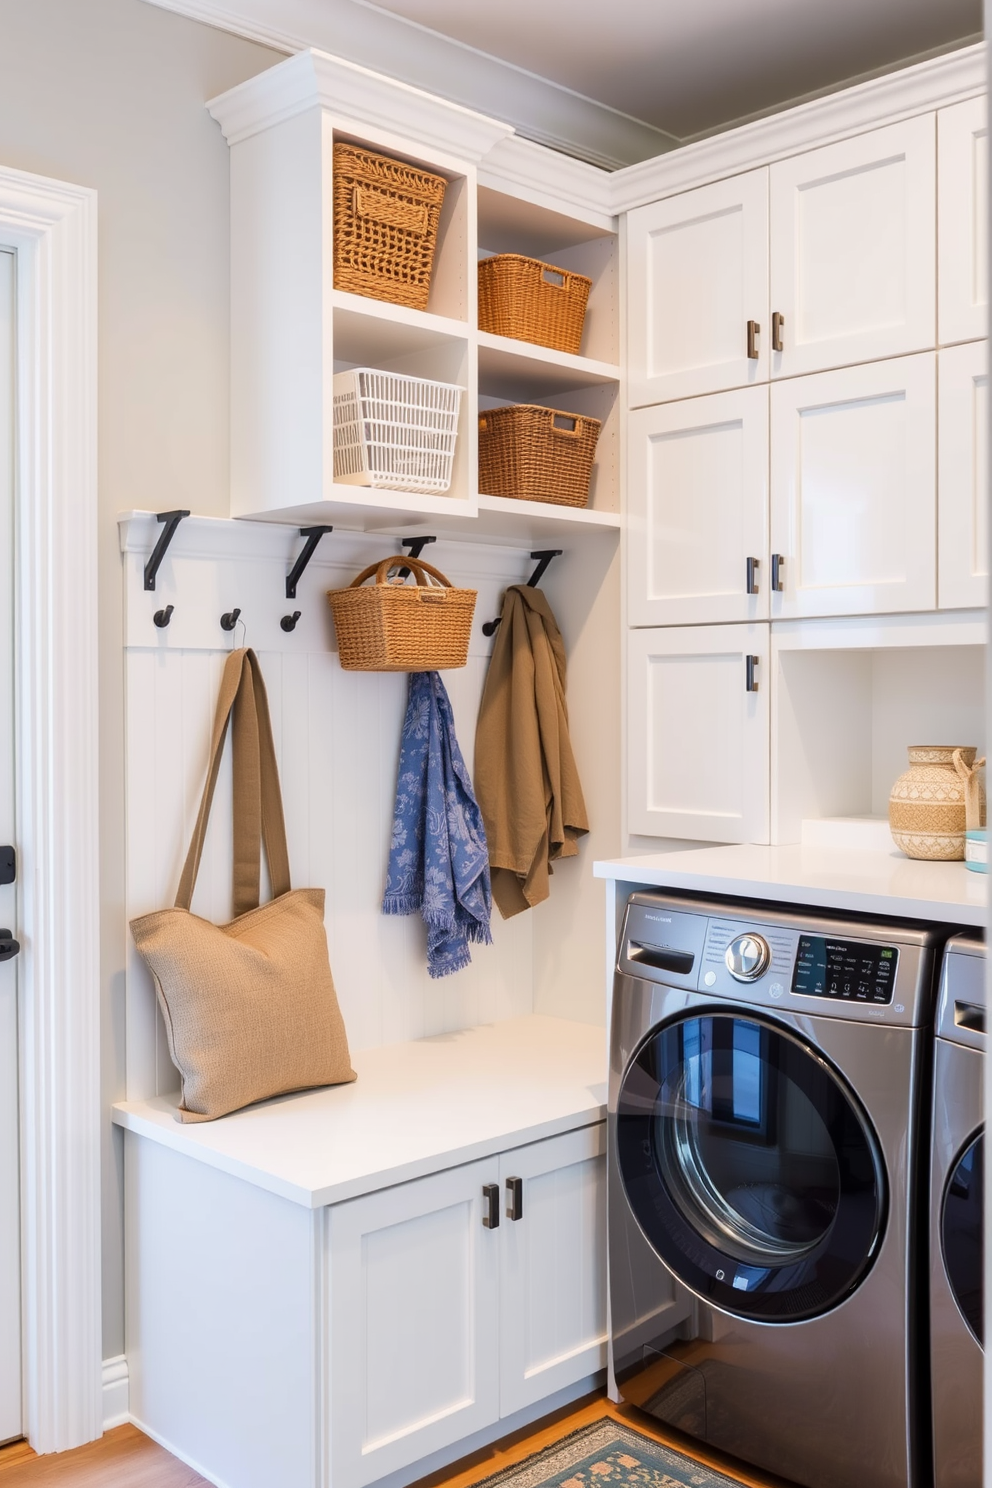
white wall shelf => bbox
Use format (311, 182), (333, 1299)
(476, 333), (619, 398)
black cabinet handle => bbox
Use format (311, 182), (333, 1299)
(746, 557), (759, 595)
(745, 655), (759, 693)
(771, 553), (785, 592)
(505, 1176), (523, 1221)
(482, 1183), (500, 1228)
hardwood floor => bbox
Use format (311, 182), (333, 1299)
(0, 1394), (789, 1488)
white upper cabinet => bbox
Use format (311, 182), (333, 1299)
(769, 116), (936, 378)
(499, 1126), (606, 1419)
(627, 623), (770, 844)
(939, 339), (988, 609)
(770, 353), (936, 619)
(627, 170), (769, 406)
(627, 387), (769, 627)
(938, 96), (988, 346)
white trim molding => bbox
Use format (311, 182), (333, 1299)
(610, 41), (987, 211)
(102, 1355), (129, 1431)
(0, 163), (101, 1452)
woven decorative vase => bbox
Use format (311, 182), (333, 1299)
(888, 746), (986, 861)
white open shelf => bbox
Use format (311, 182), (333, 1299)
(476, 331), (619, 398)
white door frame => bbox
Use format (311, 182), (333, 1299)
(0, 163), (101, 1451)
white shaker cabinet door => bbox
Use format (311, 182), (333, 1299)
(327, 1158), (501, 1488)
(627, 169), (769, 407)
(628, 387), (769, 627)
(627, 624), (769, 844)
(939, 339), (987, 610)
(499, 1125), (607, 1419)
(938, 96), (988, 346)
(769, 115), (935, 378)
(770, 354), (936, 619)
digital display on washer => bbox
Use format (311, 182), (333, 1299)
(791, 937), (897, 1004)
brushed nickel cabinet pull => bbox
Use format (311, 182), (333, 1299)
(746, 319), (760, 359)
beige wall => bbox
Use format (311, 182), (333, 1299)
(0, 0), (280, 1358)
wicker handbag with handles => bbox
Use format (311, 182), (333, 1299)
(328, 556), (476, 671)
(130, 649), (355, 1122)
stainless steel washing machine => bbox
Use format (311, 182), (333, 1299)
(931, 931), (984, 1488)
(609, 890), (946, 1488)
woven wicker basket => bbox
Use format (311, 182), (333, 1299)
(333, 144), (447, 312)
(478, 254), (592, 355)
(327, 557), (476, 671)
(478, 404), (601, 508)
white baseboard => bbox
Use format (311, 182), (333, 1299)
(102, 1356), (129, 1430)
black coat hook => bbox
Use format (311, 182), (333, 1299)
(280, 610), (302, 633)
(144, 510), (190, 592)
(398, 535), (436, 578)
(153, 604), (174, 629)
(286, 526), (333, 599)
(482, 550), (562, 637)
(220, 608), (242, 631)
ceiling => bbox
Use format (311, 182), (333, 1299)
(365, 0), (982, 141)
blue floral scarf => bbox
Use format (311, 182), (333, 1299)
(383, 671), (492, 977)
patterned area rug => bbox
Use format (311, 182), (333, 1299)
(472, 1419), (747, 1488)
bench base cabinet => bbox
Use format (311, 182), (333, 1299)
(125, 1123), (606, 1488)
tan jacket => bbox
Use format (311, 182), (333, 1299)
(474, 585), (589, 918)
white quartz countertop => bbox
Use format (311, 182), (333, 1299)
(112, 1016), (606, 1210)
(594, 844), (987, 926)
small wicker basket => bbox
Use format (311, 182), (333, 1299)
(478, 404), (601, 508)
(327, 557), (476, 671)
(333, 143), (447, 312)
(478, 254), (592, 355)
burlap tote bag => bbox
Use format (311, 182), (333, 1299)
(130, 647), (355, 1122)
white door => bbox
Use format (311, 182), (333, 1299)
(499, 1125), (607, 1418)
(627, 623), (770, 844)
(770, 353), (936, 618)
(627, 387), (769, 627)
(627, 169), (769, 407)
(938, 339), (987, 610)
(326, 1159), (501, 1488)
(937, 96), (988, 346)
(769, 116), (935, 378)
(0, 250), (19, 1447)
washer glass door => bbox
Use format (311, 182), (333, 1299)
(616, 1011), (886, 1322)
(942, 1131), (983, 1344)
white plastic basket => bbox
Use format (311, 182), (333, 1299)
(332, 368), (462, 494)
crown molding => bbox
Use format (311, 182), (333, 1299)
(478, 137), (614, 229)
(208, 46), (512, 160)
(143, 0), (676, 169)
(610, 40), (987, 213)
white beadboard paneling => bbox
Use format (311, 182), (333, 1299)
(123, 520), (539, 1100)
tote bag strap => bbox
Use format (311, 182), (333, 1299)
(175, 648), (292, 913)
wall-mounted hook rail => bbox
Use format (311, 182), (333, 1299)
(153, 605), (174, 629)
(286, 525), (333, 600)
(398, 535), (436, 579)
(280, 610), (302, 633)
(220, 608), (242, 632)
(144, 510), (190, 592)
(482, 550), (563, 637)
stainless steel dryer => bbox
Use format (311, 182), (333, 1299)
(931, 931), (984, 1488)
(609, 891), (945, 1488)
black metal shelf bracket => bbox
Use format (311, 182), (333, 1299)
(482, 550), (562, 637)
(397, 534), (436, 579)
(286, 526), (333, 600)
(144, 510), (190, 592)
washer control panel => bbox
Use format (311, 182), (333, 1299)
(725, 933), (771, 982)
(792, 936), (898, 1005)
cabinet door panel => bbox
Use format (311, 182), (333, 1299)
(627, 624), (769, 843)
(627, 170), (768, 406)
(938, 96), (988, 346)
(770, 354), (936, 618)
(628, 388), (768, 627)
(499, 1125), (607, 1418)
(939, 339), (988, 610)
(327, 1159), (500, 1488)
(770, 116), (935, 377)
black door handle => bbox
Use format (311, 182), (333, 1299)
(0, 930), (20, 962)
(482, 1183), (500, 1228)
